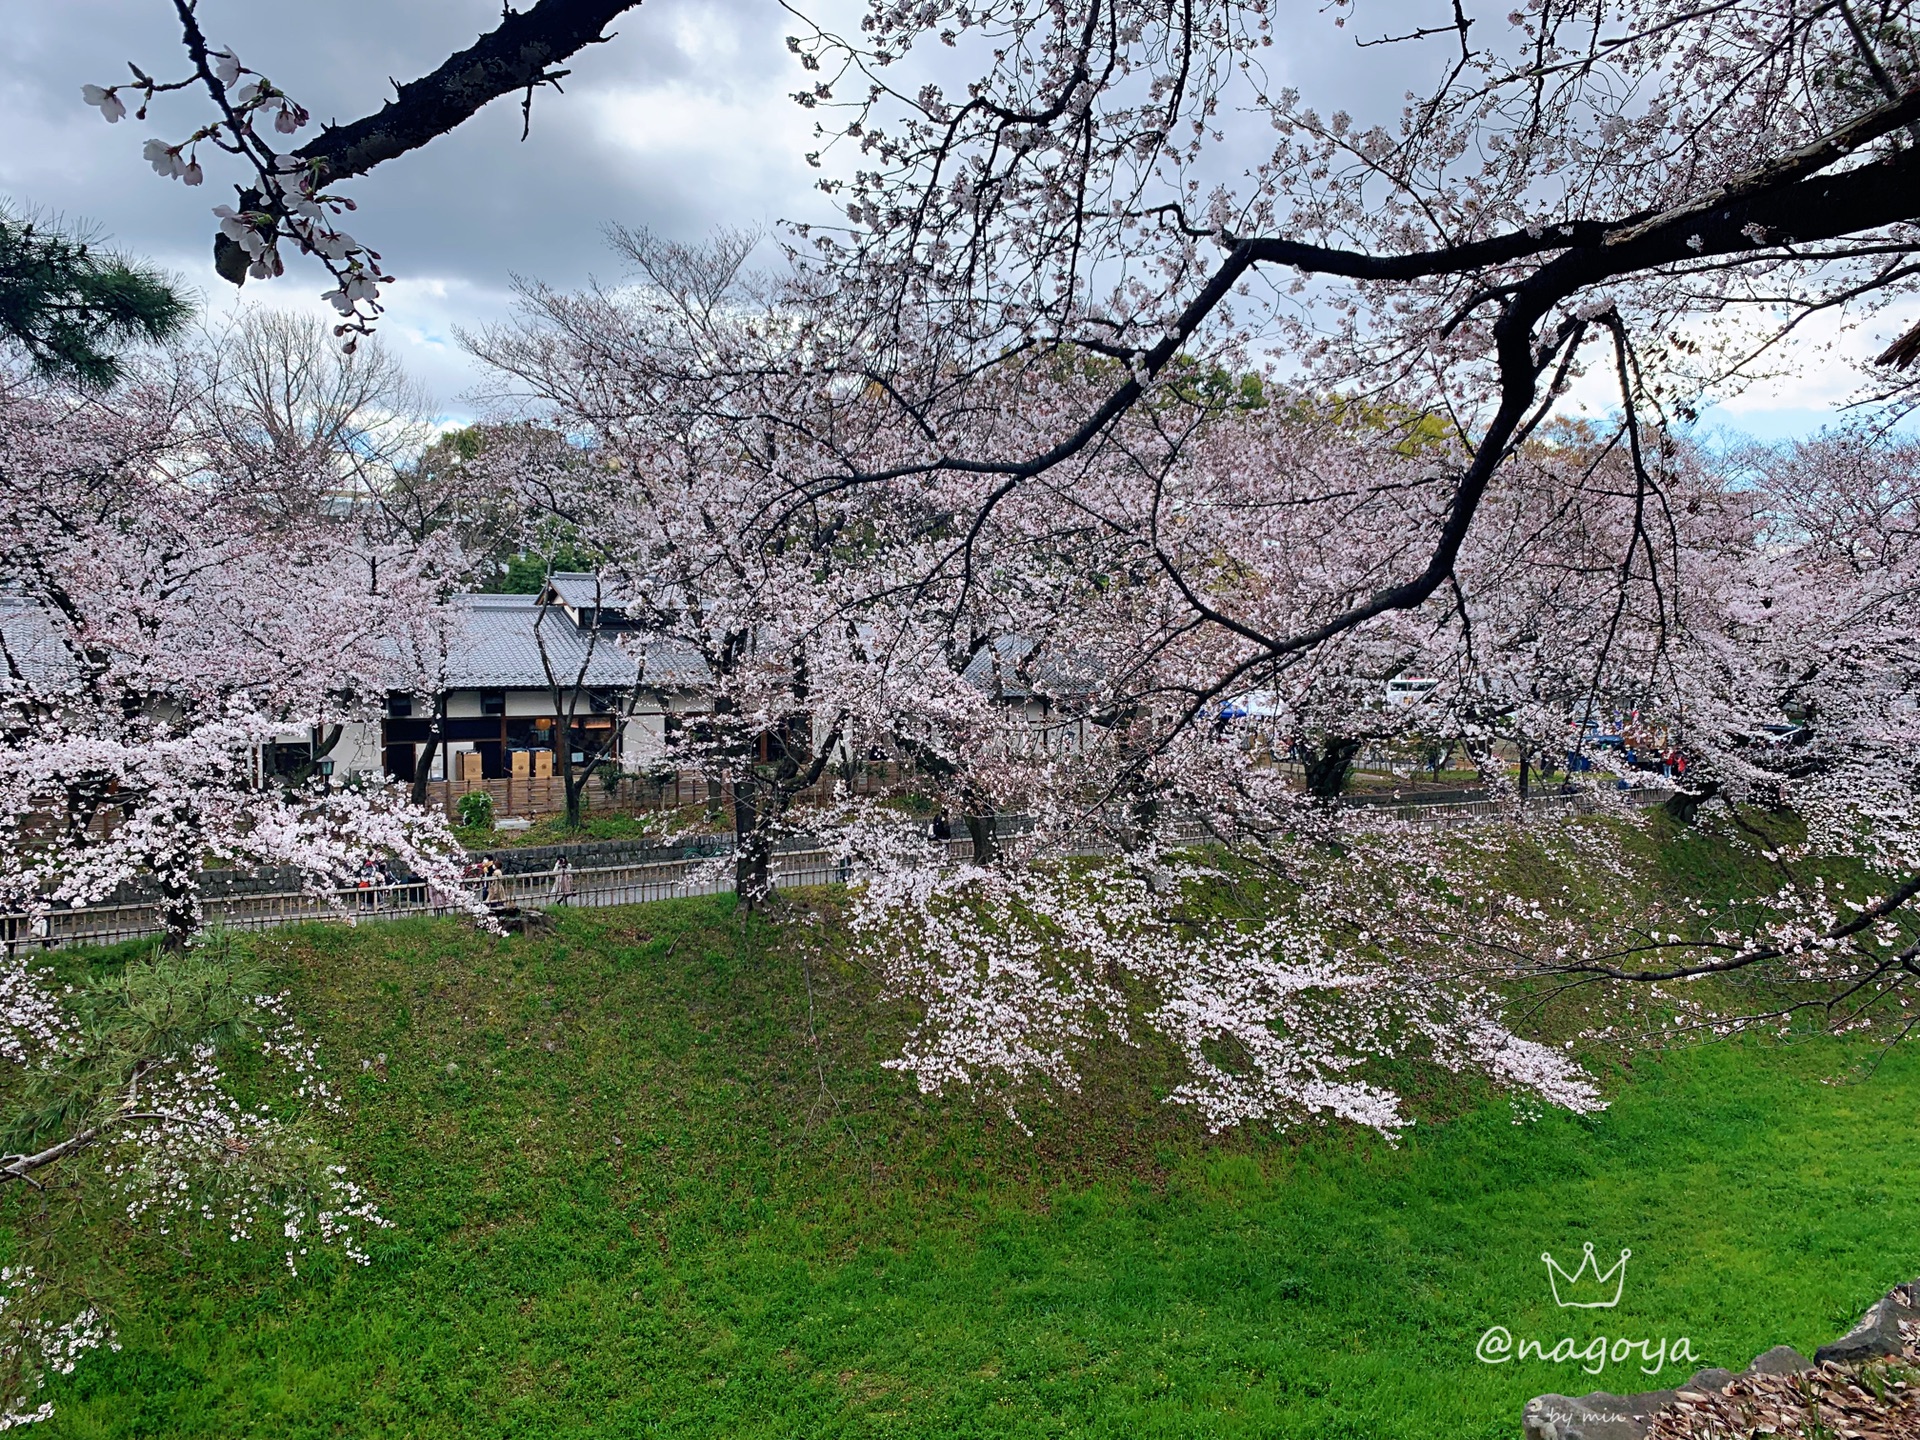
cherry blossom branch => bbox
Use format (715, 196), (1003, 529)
(83, 0), (642, 346)
(1550, 875), (1920, 982)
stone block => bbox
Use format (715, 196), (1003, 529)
(1747, 1344), (1811, 1376)
(1815, 1295), (1905, 1364)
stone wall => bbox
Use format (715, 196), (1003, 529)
(1524, 1279), (1920, 1439)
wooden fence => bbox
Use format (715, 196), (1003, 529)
(422, 772), (712, 820)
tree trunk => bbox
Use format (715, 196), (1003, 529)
(156, 867), (199, 951)
(1664, 779), (1720, 824)
(154, 815), (204, 949)
(733, 772), (775, 907)
(963, 811), (1000, 865)
(1303, 736), (1361, 798)
(1518, 751), (1532, 802)
(1124, 794), (1161, 852)
(554, 735), (576, 830)
(410, 697), (446, 809)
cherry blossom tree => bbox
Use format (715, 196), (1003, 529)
(0, 935), (389, 1428)
(1493, 425), (1920, 1029)
(466, 233), (905, 898)
(0, 357), (474, 945)
(463, 230), (1668, 1126)
(789, 380), (1785, 1132)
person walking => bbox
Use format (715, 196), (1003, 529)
(552, 854), (575, 907)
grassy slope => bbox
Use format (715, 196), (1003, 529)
(29, 818), (1920, 1439)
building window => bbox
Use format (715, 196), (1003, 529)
(480, 690), (506, 716)
(385, 691), (413, 718)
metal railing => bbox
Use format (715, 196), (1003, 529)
(0, 850), (853, 954)
(0, 786), (1670, 954)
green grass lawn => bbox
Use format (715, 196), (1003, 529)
(23, 881), (1920, 1440)
(452, 811), (693, 851)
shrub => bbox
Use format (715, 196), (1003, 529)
(457, 790), (495, 830)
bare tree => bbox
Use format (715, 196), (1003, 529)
(179, 308), (434, 514)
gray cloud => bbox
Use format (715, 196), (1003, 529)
(2, 0), (1844, 436)
(2, 0), (832, 410)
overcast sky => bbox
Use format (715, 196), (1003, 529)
(4, 0), (835, 408)
(2, 0), (1882, 438)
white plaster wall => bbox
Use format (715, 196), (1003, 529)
(506, 690), (556, 717)
(331, 721), (382, 777)
(623, 711), (668, 765)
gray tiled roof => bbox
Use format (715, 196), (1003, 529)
(0, 598), (78, 687)
(634, 637), (714, 689)
(960, 635), (1098, 700)
(447, 595), (710, 692)
(542, 571), (631, 613)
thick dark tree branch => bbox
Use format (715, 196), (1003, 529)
(1556, 874), (1920, 982)
(290, 0), (642, 182)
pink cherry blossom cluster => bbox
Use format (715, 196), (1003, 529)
(839, 811), (1605, 1135)
(0, 1268), (115, 1433)
(0, 362), (480, 946)
(83, 38), (389, 347)
(97, 1022), (390, 1275)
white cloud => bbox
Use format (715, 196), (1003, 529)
(1552, 296), (1920, 438)
(585, 78), (824, 235)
